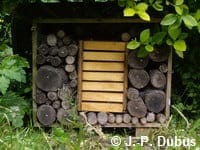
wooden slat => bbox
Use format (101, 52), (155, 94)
(81, 102), (123, 112)
(83, 52), (125, 61)
(82, 72), (124, 81)
(83, 62), (124, 71)
(83, 41), (126, 51)
(82, 82), (124, 92)
(82, 92), (124, 102)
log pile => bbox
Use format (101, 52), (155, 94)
(35, 30), (78, 126)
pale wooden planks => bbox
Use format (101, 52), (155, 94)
(82, 72), (124, 81)
(82, 92), (124, 102)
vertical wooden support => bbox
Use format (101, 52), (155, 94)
(123, 44), (128, 110)
(78, 40), (83, 111)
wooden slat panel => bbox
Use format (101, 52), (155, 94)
(82, 82), (124, 91)
(83, 52), (125, 61)
(83, 62), (124, 71)
(81, 102), (123, 112)
(83, 41), (126, 51)
(82, 92), (124, 102)
(82, 72), (124, 81)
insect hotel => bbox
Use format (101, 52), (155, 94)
(19, 2), (173, 135)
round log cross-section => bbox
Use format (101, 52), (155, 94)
(87, 112), (97, 125)
(149, 48), (170, 62)
(57, 108), (70, 125)
(150, 70), (167, 89)
(127, 88), (139, 100)
(97, 112), (108, 125)
(47, 34), (57, 46)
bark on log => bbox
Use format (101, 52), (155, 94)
(37, 105), (56, 126)
(52, 100), (61, 109)
(87, 112), (97, 125)
(149, 48), (169, 62)
(159, 63), (168, 73)
(116, 114), (123, 124)
(36, 65), (63, 92)
(47, 92), (58, 101)
(49, 46), (58, 56)
(69, 71), (78, 80)
(70, 79), (78, 88)
(58, 87), (72, 101)
(50, 56), (62, 67)
(121, 32), (131, 42)
(61, 101), (70, 110)
(68, 43), (78, 56)
(108, 113), (115, 123)
(156, 113), (166, 124)
(57, 108), (69, 125)
(63, 36), (71, 45)
(35, 91), (47, 104)
(127, 97), (147, 118)
(58, 46), (68, 58)
(123, 114), (132, 123)
(47, 34), (57, 46)
(65, 56), (75, 65)
(57, 30), (66, 39)
(65, 65), (75, 73)
(144, 90), (166, 113)
(128, 51), (149, 69)
(140, 117), (147, 125)
(36, 54), (46, 65)
(150, 70), (166, 89)
(97, 112), (108, 125)
(37, 44), (49, 55)
(131, 117), (139, 125)
(127, 88), (139, 100)
(146, 112), (156, 122)
(129, 69), (150, 89)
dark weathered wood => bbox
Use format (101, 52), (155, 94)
(63, 36), (71, 45)
(115, 114), (123, 124)
(37, 44), (49, 55)
(144, 90), (166, 113)
(58, 46), (68, 57)
(127, 97), (147, 118)
(69, 71), (78, 80)
(46, 55), (53, 63)
(149, 48), (169, 62)
(70, 79), (78, 88)
(37, 105), (56, 126)
(57, 39), (64, 48)
(121, 32), (131, 42)
(140, 117), (147, 125)
(61, 101), (70, 110)
(108, 113), (115, 123)
(57, 68), (68, 83)
(159, 63), (168, 73)
(36, 65), (62, 92)
(47, 92), (58, 101)
(87, 112), (97, 125)
(49, 46), (58, 56)
(65, 65), (75, 73)
(57, 108), (69, 125)
(156, 113), (166, 124)
(128, 51), (149, 69)
(97, 112), (108, 125)
(146, 112), (155, 122)
(52, 100), (61, 109)
(150, 70), (166, 89)
(68, 43), (79, 56)
(58, 86), (72, 101)
(50, 56), (62, 67)
(45, 100), (52, 105)
(127, 88), (139, 100)
(35, 91), (47, 104)
(65, 56), (75, 65)
(57, 30), (66, 39)
(128, 69), (149, 89)
(47, 34), (57, 46)
(131, 117), (139, 125)
(123, 114), (131, 123)
(36, 54), (46, 65)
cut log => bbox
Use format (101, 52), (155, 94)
(131, 117), (139, 125)
(57, 68), (68, 83)
(46, 55), (53, 63)
(58, 46), (68, 58)
(61, 101), (70, 110)
(65, 56), (75, 65)
(150, 70), (166, 89)
(37, 44), (49, 55)
(47, 34), (57, 46)
(52, 100), (61, 109)
(128, 51), (149, 69)
(65, 65), (75, 73)
(45, 100), (52, 105)
(129, 69), (149, 89)
(149, 48), (169, 62)
(146, 112), (155, 122)
(69, 71), (78, 80)
(87, 112), (97, 125)
(121, 32), (131, 42)
(156, 113), (166, 124)
(35, 91), (47, 104)
(144, 90), (166, 113)
(50, 56), (62, 67)
(57, 39), (64, 48)
(115, 114), (123, 124)
(47, 92), (58, 101)
(37, 105), (56, 126)
(70, 79), (78, 88)
(159, 63), (168, 73)
(97, 112), (108, 125)
(127, 88), (139, 100)
(140, 117), (147, 125)
(36, 65), (62, 92)
(57, 108), (69, 125)
(63, 36), (71, 45)
(67, 43), (78, 56)
(36, 54), (46, 65)
(49, 46), (58, 56)
(108, 113), (115, 123)
(127, 97), (147, 118)
(57, 30), (65, 38)
(57, 86), (72, 101)
(123, 114), (131, 123)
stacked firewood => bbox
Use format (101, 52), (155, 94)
(35, 30), (78, 126)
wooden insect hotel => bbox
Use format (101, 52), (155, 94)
(28, 2), (172, 135)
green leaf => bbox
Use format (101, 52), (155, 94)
(140, 29), (150, 43)
(0, 76), (10, 94)
(175, 50), (184, 58)
(123, 7), (136, 17)
(179, 33), (188, 40)
(182, 15), (198, 28)
(135, 2), (148, 11)
(198, 22), (200, 33)
(169, 18), (182, 29)
(174, 0), (184, 5)
(127, 40), (140, 49)
(151, 32), (166, 45)
(137, 11), (150, 21)
(175, 5), (183, 15)
(194, 9), (200, 21)
(161, 14), (178, 26)
(173, 40), (186, 51)
(152, 1), (163, 11)
(137, 47), (149, 58)
(145, 45), (154, 52)
(168, 28), (181, 41)
(118, 0), (126, 7)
